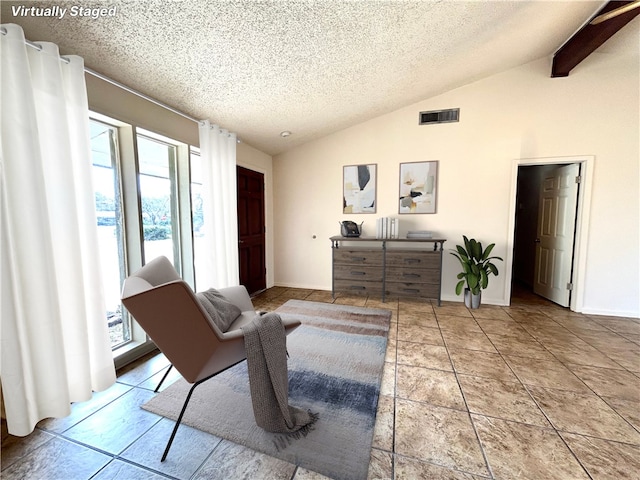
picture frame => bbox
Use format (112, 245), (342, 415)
(343, 164), (377, 214)
(399, 161), (438, 214)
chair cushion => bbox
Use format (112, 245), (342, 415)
(196, 288), (242, 332)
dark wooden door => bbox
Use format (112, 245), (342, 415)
(237, 166), (266, 294)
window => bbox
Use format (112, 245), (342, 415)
(137, 134), (180, 268)
(89, 120), (129, 348)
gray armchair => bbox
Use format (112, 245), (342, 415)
(121, 256), (300, 461)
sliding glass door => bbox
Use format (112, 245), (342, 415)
(89, 115), (201, 362)
(90, 120), (129, 348)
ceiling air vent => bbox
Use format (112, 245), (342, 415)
(419, 108), (460, 125)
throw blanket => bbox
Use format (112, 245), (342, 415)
(242, 313), (318, 448)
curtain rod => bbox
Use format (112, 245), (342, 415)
(86, 69), (241, 142)
(1, 25), (70, 63)
(2, 26), (241, 137)
(1, 26), (200, 124)
(84, 67), (201, 124)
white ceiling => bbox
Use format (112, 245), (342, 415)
(2, 0), (628, 155)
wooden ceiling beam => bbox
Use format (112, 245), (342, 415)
(551, 1), (640, 77)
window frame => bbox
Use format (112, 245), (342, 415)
(90, 117), (131, 349)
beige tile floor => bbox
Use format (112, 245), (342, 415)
(2, 286), (639, 479)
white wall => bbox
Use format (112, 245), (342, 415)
(273, 39), (639, 317)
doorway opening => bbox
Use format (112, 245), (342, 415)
(237, 166), (267, 295)
(507, 156), (594, 312)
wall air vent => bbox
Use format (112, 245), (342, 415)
(419, 108), (460, 125)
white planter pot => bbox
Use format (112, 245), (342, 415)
(464, 289), (481, 309)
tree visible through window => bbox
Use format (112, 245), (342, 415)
(137, 135), (179, 266)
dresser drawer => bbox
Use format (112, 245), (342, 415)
(385, 282), (440, 299)
(334, 265), (383, 282)
(334, 279), (383, 296)
(333, 249), (383, 266)
(385, 250), (440, 269)
(385, 268), (441, 284)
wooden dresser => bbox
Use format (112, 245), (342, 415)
(330, 236), (446, 305)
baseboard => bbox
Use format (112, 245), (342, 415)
(273, 282), (332, 291)
(580, 307), (640, 319)
(270, 285), (638, 317)
(271, 287), (510, 307)
(440, 293), (509, 307)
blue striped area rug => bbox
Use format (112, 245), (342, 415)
(142, 299), (391, 480)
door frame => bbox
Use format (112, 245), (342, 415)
(237, 163), (271, 290)
(505, 155), (594, 312)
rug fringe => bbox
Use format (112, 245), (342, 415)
(272, 410), (320, 452)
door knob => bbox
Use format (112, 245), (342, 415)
(534, 238), (541, 243)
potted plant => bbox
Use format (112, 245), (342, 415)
(450, 236), (503, 309)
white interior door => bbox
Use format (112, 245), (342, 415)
(533, 163), (580, 307)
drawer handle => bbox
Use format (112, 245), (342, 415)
(404, 258), (421, 264)
(351, 271), (366, 276)
(402, 288), (421, 293)
(350, 257), (366, 262)
(403, 273), (420, 278)
(350, 285), (366, 290)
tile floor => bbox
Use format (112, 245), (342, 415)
(2, 286), (639, 479)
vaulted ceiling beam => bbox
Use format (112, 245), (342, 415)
(551, 1), (640, 77)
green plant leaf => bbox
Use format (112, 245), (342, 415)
(480, 269), (488, 289)
(488, 263), (499, 276)
(470, 239), (481, 260)
(482, 243), (495, 260)
(456, 245), (469, 259)
(455, 280), (465, 295)
(468, 273), (478, 289)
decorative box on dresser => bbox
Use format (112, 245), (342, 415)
(330, 236), (446, 305)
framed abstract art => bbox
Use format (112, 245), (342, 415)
(399, 161), (438, 214)
(343, 164), (377, 214)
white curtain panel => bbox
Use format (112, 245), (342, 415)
(0, 24), (116, 436)
(198, 120), (239, 288)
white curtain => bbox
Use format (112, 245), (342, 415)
(198, 120), (239, 288)
(0, 24), (116, 436)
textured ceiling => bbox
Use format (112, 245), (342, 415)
(1, 0), (625, 155)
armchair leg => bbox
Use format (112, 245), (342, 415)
(155, 364), (174, 393)
(160, 359), (245, 462)
(161, 378), (204, 462)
